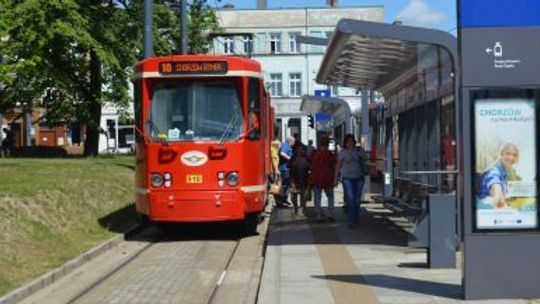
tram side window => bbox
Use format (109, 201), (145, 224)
(248, 78), (261, 140)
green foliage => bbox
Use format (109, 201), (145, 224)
(0, 0), (98, 120)
(0, 0), (221, 124)
(189, 0), (222, 54)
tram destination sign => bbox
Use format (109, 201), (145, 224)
(159, 61), (228, 75)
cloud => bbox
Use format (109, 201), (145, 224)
(395, 0), (446, 28)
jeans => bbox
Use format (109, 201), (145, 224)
(279, 169), (290, 204)
(313, 187), (334, 215)
(291, 189), (306, 212)
(342, 177), (365, 224)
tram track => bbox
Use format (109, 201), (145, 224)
(66, 225), (164, 304)
(17, 208), (271, 304)
(205, 238), (242, 304)
(65, 221), (263, 304)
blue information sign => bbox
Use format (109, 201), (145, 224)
(314, 89), (331, 97)
(460, 1), (540, 28)
(315, 113), (331, 121)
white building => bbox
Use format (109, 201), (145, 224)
(98, 102), (135, 154)
(212, 5), (384, 144)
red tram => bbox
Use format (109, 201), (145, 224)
(133, 55), (273, 232)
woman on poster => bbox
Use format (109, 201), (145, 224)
(478, 143), (521, 209)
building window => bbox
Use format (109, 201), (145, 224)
(289, 73), (302, 97)
(289, 32), (301, 53)
(243, 36), (253, 54)
(270, 33), (281, 54)
(224, 37), (234, 54)
(270, 73), (283, 97)
(309, 31), (324, 53)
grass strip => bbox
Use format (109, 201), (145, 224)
(0, 156), (137, 296)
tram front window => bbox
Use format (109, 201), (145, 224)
(150, 80), (243, 142)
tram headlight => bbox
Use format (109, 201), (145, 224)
(151, 173), (164, 187)
(226, 172), (239, 186)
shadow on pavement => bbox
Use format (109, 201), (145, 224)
(156, 221), (253, 242)
(98, 203), (138, 234)
(267, 204), (409, 246)
(311, 274), (462, 299)
(120, 218), (261, 243)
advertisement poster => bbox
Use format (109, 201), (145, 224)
(474, 99), (537, 230)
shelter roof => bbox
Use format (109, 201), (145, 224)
(316, 19), (457, 93)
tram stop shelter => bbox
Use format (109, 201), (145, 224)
(316, 19), (460, 267)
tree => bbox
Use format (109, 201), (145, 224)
(0, 0), (95, 122)
(188, 0), (222, 54)
(0, 0), (221, 155)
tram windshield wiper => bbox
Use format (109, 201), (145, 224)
(217, 111), (238, 146)
(146, 119), (168, 146)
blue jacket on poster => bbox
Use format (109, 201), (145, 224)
(478, 160), (508, 200)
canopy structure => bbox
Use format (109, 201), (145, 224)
(316, 19), (458, 94)
(311, 18), (460, 202)
(300, 95), (352, 129)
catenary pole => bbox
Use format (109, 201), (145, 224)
(180, 0), (188, 54)
(143, 0), (153, 58)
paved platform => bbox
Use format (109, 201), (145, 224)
(258, 189), (533, 304)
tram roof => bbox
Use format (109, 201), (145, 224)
(316, 19), (457, 93)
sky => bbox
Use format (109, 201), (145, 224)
(211, 0), (457, 34)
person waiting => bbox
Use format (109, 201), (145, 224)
(334, 134), (368, 228)
(288, 143), (310, 215)
(277, 136), (295, 207)
(309, 137), (337, 222)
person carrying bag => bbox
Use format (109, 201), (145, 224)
(270, 175), (283, 196)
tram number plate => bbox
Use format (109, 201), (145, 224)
(186, 174), (203, 184)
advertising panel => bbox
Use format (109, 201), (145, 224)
(474, 98), (538, 230)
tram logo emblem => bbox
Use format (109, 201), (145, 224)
(181, 151), (208, 166)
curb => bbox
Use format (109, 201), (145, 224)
(0, 225), (139, 304)
(247, 205), (273, 304)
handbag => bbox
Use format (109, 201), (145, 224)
(269, 176), (282, 195)
(357, 147), (370, 175)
